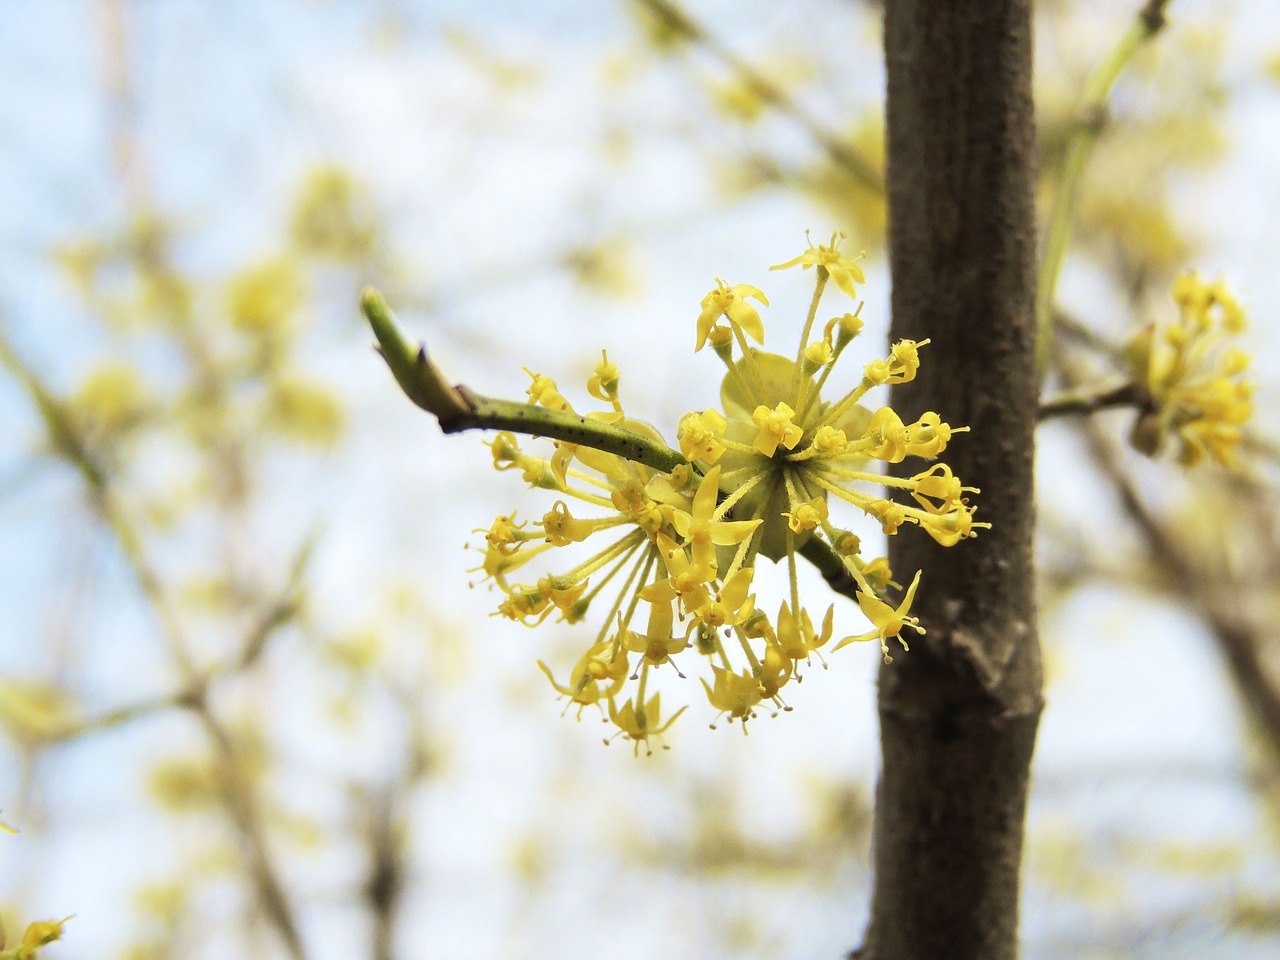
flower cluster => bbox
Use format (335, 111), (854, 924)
(1126, 272), (1254, 466)
(471, 233), (985, 754)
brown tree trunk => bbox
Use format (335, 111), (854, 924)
(856, 3), (1044, 959)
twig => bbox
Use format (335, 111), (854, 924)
(362, 288), (687, 475)
(0, 317), (310, 960)
(231, 533), (316, 672)
(1052, 337), (1280, 766)
(361, 288), (870, 609)
(1036, 0), (1173, 378)
(1039, 381), (1144, 421)
(54, 690), (197, 741)
(634, 0), (882, 192)
(1080, 421), (1280, 764)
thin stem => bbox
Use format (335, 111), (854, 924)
(1038, 381), (1145, 421)
(634, 0), (882, 192)
(793, 272), (829, 415)
(365, 286), (689, 475)
(1035, 0), (1172, 379)
(0, 319), (309, 960)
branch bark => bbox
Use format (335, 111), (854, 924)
(857, 3), (1044, 959)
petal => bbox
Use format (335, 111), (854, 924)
(728, 302), (765, 344)
(769, 253), (809, 272)
(695, 307), (719, 351)
(693, 465), (723, 521)
(710, 517), (763, 545)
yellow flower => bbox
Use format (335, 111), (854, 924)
(290, 165), (379, 261)
(751, 402), (804, 457)
(524, 369), (572, 411)
(6, 915), (74, 959)
(834, 571), (924, 663)
(677, 408), (729, 464)
(497, 587), (553, 625)
(702, 664), (764, 728)
(903, 411), (962, 458)
(770, 231), (866, 299)
(811, 425), (849, 457)
(864, 339), (929, 385)
(640, 533), (714, 612)
(757, 642), (794, 701)
(0, 679), (78, 745)
(699, 567), (757, 629)
(910, 463), (978, 512)
(226, 257), (303, 336)
(916, 502), (982, 548)
(538, 640), (628, 713)
(776, 601), (835, 664)
(607, 693), (686, 756)
(264, 375), (344, 446)
(68, 363), (149, 443)
(586, 350), (621, 402)
(781, 496), (828, 533)
(539, 501), (598, 546)
(696, 279), (768, 351)
(858, 407), (909, 462)
(620, 601), (691, 670)
(666, 466), (763, 572)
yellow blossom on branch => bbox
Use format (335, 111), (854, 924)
(834, 571), (924, 663)
(696, 279), (767, 352)
(369, 232), (986, 752)
(607, 692), (686, 755)
(770, 230), (867, 299)
(1126, 271), (1255, 467)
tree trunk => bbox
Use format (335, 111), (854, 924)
(856, 3), (1043, 959)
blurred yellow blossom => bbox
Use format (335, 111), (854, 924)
(227, 258), (305, 337)
(0, 679), (79, 746)
(1126, 271), (1254, 466)
(0, 915), (73, 960)
(290, 166), (380, 262)
(263, 375), (344, 446)
(68, 362), (150, 445)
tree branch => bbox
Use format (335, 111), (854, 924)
(361, 287), (872, 610)
(1039, 381), (1145, 421)
(1036, 0), (1173, 377)
(633, 0), (882, 192)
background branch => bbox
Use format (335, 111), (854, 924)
(1036, 0), (1172, 376)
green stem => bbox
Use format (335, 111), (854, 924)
(1038, 381), (1145, 421)
(362, 288), (689, 476)
(1035, 0), (1171, 380)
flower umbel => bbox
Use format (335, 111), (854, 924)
(469, 233), (985, 751)
(1126, 272), (1254, 467)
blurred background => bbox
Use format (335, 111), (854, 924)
(2, 1), (1280, 958)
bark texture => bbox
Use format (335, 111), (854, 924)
(857, 3), (1043, 959)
